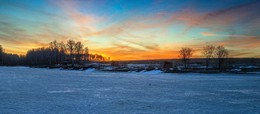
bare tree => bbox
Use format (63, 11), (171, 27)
(0, 47), (20, 66)
(75, 41), (84, 63)
(58, 42), (66, 64)
(49, 40), (58, 50)
(202, 45), (215, 69)
(49, 40), (59, 65)
(66, 40), (76, 65)
(0, 45), (3, 65)
(84, 47), (89, 62)
(179, 47), (193, 69)
(0, 41), (112, 67)
(215, 45), (229, 72)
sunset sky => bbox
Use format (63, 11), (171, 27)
(0, 0), (259, 60)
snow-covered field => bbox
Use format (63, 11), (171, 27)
(0, 67), (260, 113)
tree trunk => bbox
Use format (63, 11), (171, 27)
(206, 58), (209, 70)
(218, 59), (221, 72)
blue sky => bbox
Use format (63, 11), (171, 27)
(0, 0), (259, 60)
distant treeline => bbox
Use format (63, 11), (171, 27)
(0, 40), (110, 66)
(178, 45), (229, 71)
(0, 47), (21, 65)
(1, 42), (258, 72)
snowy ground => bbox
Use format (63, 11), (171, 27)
(0, 67), (260, 114)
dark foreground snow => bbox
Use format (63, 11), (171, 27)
(0, 67), (260, 113)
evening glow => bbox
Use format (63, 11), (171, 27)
(0, 0), (259, 60)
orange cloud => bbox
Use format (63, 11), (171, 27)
(177, 1), (260, 33)
(201, 32), (217, 36)
(219, 37), (260, 48)
(54, 0), (97, 25)
(1, 0), (260, 59)
(201, 32), (259, 38)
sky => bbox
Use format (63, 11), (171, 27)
(0, 0), (259, 60)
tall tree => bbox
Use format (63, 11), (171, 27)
(75, 41), (84, 63)
(0, 45), (3, 65)
(179, 47), (193, 69)
(49, 41), (56, 65)
(215, 45), (229, 72)
(66, 40), (76, 65)
(202, 45), (215, 69)
(84, 47), (89, 62)
(58, 42), (66, 64)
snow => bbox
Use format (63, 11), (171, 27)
(230, 69), (242, 72)
(84, 68), (97, 73)
(0, 66), (260, 113)
(139, 70), (163, 74)
(239, 66), (258, 69)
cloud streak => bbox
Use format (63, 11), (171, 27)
(0, 0), (259, 59)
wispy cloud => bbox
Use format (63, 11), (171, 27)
(201, 32), (217, 36)
(201, 32), (259, 38)
(0, 0), (259, 59)
(179, 1), (260, 32)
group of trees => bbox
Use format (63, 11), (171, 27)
(202, 45), (229, 71)
(0, 43), (230, 71)
(0, 45), (2, 65)
(0, 40), (109, 66)
(179, 45), (229, 71)
(179, 47), (193, 69)
(0, 45), (22, 66)
(26, 40), (88, 66)
(25, 40), (109, 66)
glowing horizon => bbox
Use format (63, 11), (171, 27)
(0, 0), (260, 60)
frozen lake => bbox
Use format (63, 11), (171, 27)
(0, 67), (260, 113)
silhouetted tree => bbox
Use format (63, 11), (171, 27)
(0, 45), (3, 65)
(3, 53), (20, 66)
(58, 42), (66, 64)
(66, 40), (76, 65)
(75, 41), (84, 63)
(179, 47), (193, 69)
(0, 45), (22, 66)
(0, 41), (109, 67)
(26, 47), (50, 66)
(202, 45), (215, 69)
(84, 47), (89, 62)
(49, 40), (59, 65)
(215, 45), (229, 72)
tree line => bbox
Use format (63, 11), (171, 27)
(0, 42), (232, 71)
(0, 40), (109, 66)
(0, 45), (22, 66)
(179, 45), (229, 71)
